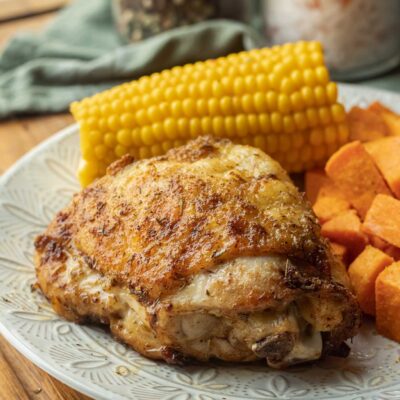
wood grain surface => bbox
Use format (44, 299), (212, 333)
(0, 7), (92, 400)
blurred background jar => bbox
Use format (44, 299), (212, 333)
(113, 0), (261, 43)
(264, 0), (400, 81)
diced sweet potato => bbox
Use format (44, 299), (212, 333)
(348, 245), (393, 315)
(305, 169), (330, 205)
(364, 137), (400, 198)
(368, 102), (400, 137)
(348, 106), (388, 142)
(376, 262), (400, 342)
(330, 242), (349, 266)
(369, 234), (400, 261)
(363, 194), (400, 248)
(321, 210), (368, 258)
(325, 141), (392, 219)
(313, 189), (351, 224)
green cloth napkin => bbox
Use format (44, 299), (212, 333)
(0, 0), (262, 119)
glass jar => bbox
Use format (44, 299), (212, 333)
(113, 0), (217, 42)
(264, 0), (400, 81)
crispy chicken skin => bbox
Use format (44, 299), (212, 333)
(34, 137), (360, 367)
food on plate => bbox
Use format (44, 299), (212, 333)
(348, 246), (393, 316)
(330, 242), (348, 265)
(325, 140), (391, 218)
(321, 210), (367, 258)
(347, 106), (388, 142)
(376, 262), (400, 342)
(368, 101), (400, 137)
(363, 194), (400, 248)
(312, 180), (350, 224)
(365, 137), (400, 198)
(305, 168), (330, 205)
(70, 41), (349, 186)
(309, 104), (400, 344)
(34, 137), (360, 368)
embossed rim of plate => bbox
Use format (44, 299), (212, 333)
(0, 124), (109, 400)
(1, 84), (400, 400)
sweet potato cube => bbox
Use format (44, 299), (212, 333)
(369, 102), (400, 137)
(368, 235), (400, 261)
(365, 137), (400, 198)
(348, 106), (388, 142)
(376, 262), (400, 342)
(363, 194), (400, 248)
(325, 141), (392, 219)
(305, 169), (330, 205)
(313, 182), (351, 224)
(348, 245), (393, 315)
(321, 210), (368, 257)
(330, 242), (349, 266)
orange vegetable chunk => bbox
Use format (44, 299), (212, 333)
(325, 141), (392, 219)
(376, 262), (400, 342)
(313, 183), (351, 224)
(348, 106), (388, 142)
(330, 242), (349, 266)
(305, 168), (330, 205)
(363, 194), (400, 248)
(348, 245), (393, 315)
(365, 137), (400, 198)
(368, 101), (400, 137)
(321, 210), (367, 257)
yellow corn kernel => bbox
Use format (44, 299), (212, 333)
(324, 126), (337, 144)
(94, 144), (108, 160)
(224, 116), (236, 137)
(271, 113), (283, 132)
(190, 118), (202, 138)
(182, 98), (196, 117)
(178, 118), (189, 138)
(197, 99), (208, 115)
(241, 94), (255, 113)
(283, 115), (295, 133)
(290, 92), (304, 110)
(319, 107), (332, 125)
(120, 113), (135, 128)
(236, 114), (248, 137)
(212, 117), (225, 137)
(164, 118), (178, 140)
(170, 101), (183, 118)
(117, 129), (132, 147)
(220, 97), (233, 115)
(266, 91), (278, 111)
(293, 112), (308, 130)
(258, 114), (271, 133)
(115, 144), (128, 158)
(331, 103), (346, 123)
(310, 128), (324, 146)
(278, 94), (291, 114)
(201, 116), (212, 134)
(208, 98), (220, 116)
(248, 114), (259, 135)
(306, 108), (319, 127)
(104, 132), (117, 148)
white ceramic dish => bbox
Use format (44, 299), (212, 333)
(1, 84), (400, 400)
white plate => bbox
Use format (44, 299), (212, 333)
(1, 84), (400, 400)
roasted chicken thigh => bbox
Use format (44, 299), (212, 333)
(35, 137), (360, 367)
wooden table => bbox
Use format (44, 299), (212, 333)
(0, 4), (91, 399)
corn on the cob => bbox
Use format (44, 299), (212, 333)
(71, 41), (349, 186)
